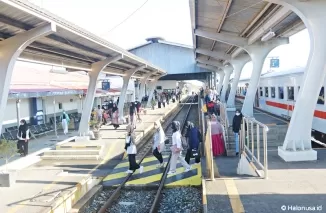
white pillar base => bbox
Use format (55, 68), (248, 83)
(75, 136), (90, 142)
(237, 153), (257, 176)
(278, 146), (317, 162)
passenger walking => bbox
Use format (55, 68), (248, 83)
(153, 121), (165, 167)
(151, 98), (156, 110)
(211, 115), (225, 156)
(168, 121), (191, 175)
(184, 121), (201, 165)
(17, 119), (30, 157)
(97, 105), (103, 123)
(129, 102), (136, 128)
(232, 109), (243, 156)
(61, 110), (70, 135)
(125, 124), (144, 174)
(112, 103), (120, 129)
(162, 94), (166, 108)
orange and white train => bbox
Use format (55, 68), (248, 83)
(235, 67), (326, 141)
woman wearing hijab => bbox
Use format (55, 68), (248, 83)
(232, 109), (243, 156)
(211, 115), (225, 156)
(153, 121), (166, 167)
(184, 121), (202, 165)
(111, 103), (120, 129)
(17, 119), (30, 156)
(168, 121), (191, 175)
(125, 124), (143, 174)
(61, 110), (70, 135)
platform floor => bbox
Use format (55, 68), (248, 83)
(0, 100), (182, 213)
(103, 154), (201, 187)
(227, 102), (288, 126)
(205, 149), (326, 213)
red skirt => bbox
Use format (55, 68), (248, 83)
(212, 133), (225, 156)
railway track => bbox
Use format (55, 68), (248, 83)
(97, 96), (196, 213)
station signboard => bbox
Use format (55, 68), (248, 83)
(270, 59), (280, 68)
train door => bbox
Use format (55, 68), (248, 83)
(255, 90), (259, 108)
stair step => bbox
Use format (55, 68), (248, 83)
(56, 145), (102, 150)
(41, 155), (100, 160)
(43, 150), (101, 156)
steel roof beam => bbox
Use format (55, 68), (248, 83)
(0, 14), (110, 58)
(195, 29), (248, 48)
(197, 63), (220, 72)
(196, 58), (223, 68)
(196, 48), (232, 61)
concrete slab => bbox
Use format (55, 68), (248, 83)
(0, 99), (183, 213)
(205, 149), (326, 213)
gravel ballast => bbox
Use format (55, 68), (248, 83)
(82, 189), (115, 213)
(158, 187), (202, 213)
(108, 190), (156, 213)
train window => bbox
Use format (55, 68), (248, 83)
(287, 86), (294, 100)
(260, 87), (263, 96)
(317, 87), (324, 105)
(265, 87), (269, 97)
(156, 86), (162, 90)
(271, 87), (275, 98)
(278, 87), (284, 99)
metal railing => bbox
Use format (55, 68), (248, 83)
(240, 116), (269, 179)
(204, 119), (214, 180)
(199, 98), (214, 180)
(218, 101), (229, 151)
(311, 137), (326, 148)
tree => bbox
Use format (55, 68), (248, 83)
(0, 140), (17, 172)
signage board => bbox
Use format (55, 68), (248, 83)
(270, 59), (280, 68)
(102, 82), (110, 91)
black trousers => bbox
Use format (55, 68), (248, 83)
(128, 154), (140, 171)
(185, 148), (200, 164)
(162, 102), (166, 108)
(18, 140), (29, 156)
(153, 148), (163, 163)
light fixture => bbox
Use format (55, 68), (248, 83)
(261, 30), (275, 42)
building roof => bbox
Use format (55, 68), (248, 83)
(0, 0), (166, 79)
(128, 37), (193, 51)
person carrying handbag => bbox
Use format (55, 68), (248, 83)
(125, 124), (143, 174)
(153, 121), (166, 168)
(167, 121), (191, 175)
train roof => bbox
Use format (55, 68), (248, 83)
(239, 66), (305, 81)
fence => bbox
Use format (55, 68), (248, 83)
(199, 98), (214, 180)
(218, 102), (230, 152)
(240, 116), (269, 179)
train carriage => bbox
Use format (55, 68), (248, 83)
(236, 67), (326, 140)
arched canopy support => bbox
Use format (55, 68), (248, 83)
(79, 55), (123, 134)
(227, 55), (251, 108)
(267, 0), (326, 161)
(0, 23), (56, 134)
(221, 66), (233, 103)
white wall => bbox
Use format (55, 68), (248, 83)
(44, 95), (81, 115)
(3, 99), (31, 125)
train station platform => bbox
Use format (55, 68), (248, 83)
(204, 149), (326, 213)
(0, 100), (183, 213)
(227, 102), (288, 126)
(103, 155), (201, 188)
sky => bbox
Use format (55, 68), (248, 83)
(27, 0), (310, 84)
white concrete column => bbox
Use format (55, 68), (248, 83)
(139, 72), (152, 101)
(16, 99), (21, 127)
(0, 23), (56, 134)
(118, 65), (146, 120)
(79, 55), (123, 134)
(217, 70), (225, 96)
(221, 66), (233, 102)
(266, 0), (326, 161)
(195, 28), (289, 116)
(242, 39), (288, 117)
(134, 79), (140, 100)
(146, 77), (160, 108)
(227, 55), (251, 108)
(214, 72), (217, 90)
